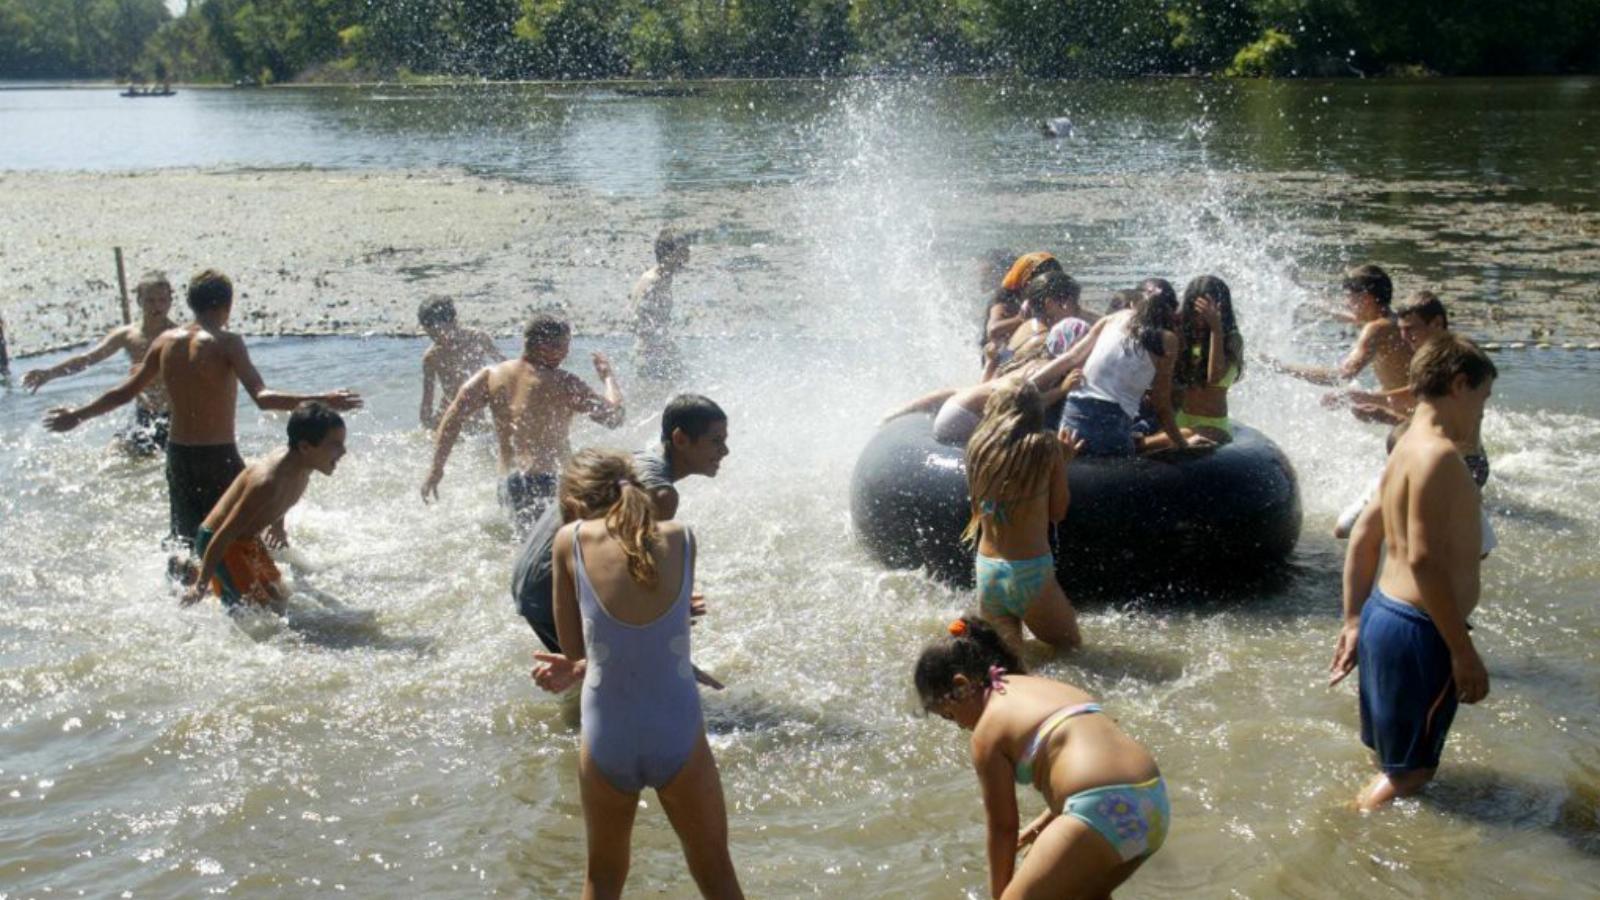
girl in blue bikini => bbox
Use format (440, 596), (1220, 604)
(964, 379), (1083, 655)
(917, 617), (1170, 899)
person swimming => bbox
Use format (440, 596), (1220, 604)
(916, 616), (1169, 899)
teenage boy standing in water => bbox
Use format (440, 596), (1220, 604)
(1264, 264), (1414, 399)
(421, 314), (624, 532)
(631, 228), (690, 382)
(25, 271), (180, 454)
(43, 269), (363, 547)
(417, 296), (503, 431)
(1329, 334), (1497, 810)
(183, 402), (347, 612)
(520, 393), (730, 693)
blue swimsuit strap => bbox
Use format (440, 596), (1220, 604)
(1016, 703), (1103, 786)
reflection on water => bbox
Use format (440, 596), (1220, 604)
(1, 78), (1599, 898)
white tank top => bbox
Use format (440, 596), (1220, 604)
(1075, 311), (1157, 417)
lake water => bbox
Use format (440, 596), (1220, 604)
(2, 79), (1599, 898)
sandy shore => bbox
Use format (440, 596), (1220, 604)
(2, 167), (1598, 357)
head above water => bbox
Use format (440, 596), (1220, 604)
(417, 296), (457, 333)
(1178, 274), (1245, 384)
(522, 314), (571, 365)
(914, 616), (1025, 723)
(1000, 252), (1063, 295)
(135, 271), (173, 317)
(661, 393), (729, 477)
(186, 269), (233, 317)
(1409, 333), (1497, 401)
(1396, 290), (1449, 349)
(559, 448), (660, 586)
(1342, 264), (1394, 312)
(1023, 270), (1082, 317)
(1130, 277), (1179, 356)
(287, 401), (347, 474)
(655, 228), (690, 270)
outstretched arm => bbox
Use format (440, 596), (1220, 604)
(1026, 315), (1111, 391)
(24, 328), (129, 392)
(574, 353), (624, 428)
(43, 335), (163, 431)
(421, 368), (490, 502)
(880, 387), (958, 424)
(233, 337), (363, 412)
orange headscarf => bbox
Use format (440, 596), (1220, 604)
(1000, 251), (1057, 293)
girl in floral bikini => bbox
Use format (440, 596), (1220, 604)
(916, 616), (1170, 899)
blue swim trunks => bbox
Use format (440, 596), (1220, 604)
(1357, 587), (1461, 773)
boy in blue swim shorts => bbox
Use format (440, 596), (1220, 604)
(1330, 333), (1497, 810)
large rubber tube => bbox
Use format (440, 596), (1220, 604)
(850, 414), (1302, 589)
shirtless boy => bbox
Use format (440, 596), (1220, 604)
(44, 269), (363, 546)
(183, 402), (347, 612)
(1328, 291), (1451, 425)
(421, 314), (624, 531)
(25, 271), (179, 454)
(631, 228), (690, 381)
(417, 296), (503, 430)
(1329, 334), (1498, 810)
(1264, 265), (1413, 400)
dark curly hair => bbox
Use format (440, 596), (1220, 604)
(914, 615), (1025, 712)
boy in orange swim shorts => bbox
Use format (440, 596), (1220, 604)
(185, 402), (348, 613)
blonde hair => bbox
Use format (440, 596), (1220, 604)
(559, 449), (659, 586)
(961, 380), (1059, 544)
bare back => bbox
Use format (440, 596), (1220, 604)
(1376, 429), (1482, 618)
(484, 359), (595, 474)
(974, 454), (1069, 560)
(201, 451), (312, 538)
(156, 325), (243, 445)
(576, 521), (689, 624)
(1366, 319), (1414, 390)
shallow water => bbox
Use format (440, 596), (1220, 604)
(3, 79), (1600, 898)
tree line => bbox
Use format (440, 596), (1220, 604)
(4, 0), (1597, 83)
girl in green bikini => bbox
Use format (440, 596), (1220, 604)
(963, 380), (1083, 655)
(916, 616), (1170, 899)
(1172, 274), (1245, 445)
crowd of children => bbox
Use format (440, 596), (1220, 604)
(23, 234), (1503, 897)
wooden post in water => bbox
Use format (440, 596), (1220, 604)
(114, 247), (131, 325)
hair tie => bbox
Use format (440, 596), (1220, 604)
(948, 619), (968, 637)
(987, 665), (1008, 695)
(616, 478), (630, 490)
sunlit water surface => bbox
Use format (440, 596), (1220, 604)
(2, 79), (1599, 898)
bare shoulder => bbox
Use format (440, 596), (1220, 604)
(1160, 329), (1181, 354)
(421, 344), (439, 365)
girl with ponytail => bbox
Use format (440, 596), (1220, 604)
(550, 449), (743, 899)
(916, 616), (1170, 899)
(963, 379), (1083, 655)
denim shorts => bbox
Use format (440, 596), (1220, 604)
(1060, 396), (1136, 457)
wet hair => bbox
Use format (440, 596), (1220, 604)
(1106, 288), (1142, 313)
(1409, 333), (1497, 400)
(1396, 290), (1448, 329)
(418, 296), (457, 328)
(1128, 278), (1179, 357)
(1343, 264), (1394, 308)
(661, 393), (727, 444)
(913, 615), (1025, 711)
(559, 449), (659, 587)
(523, 314), (571, 356)
(287, 401), (344, 450)
(961, 379), (1060, 545)
(135, 270), (171, 302)
(1177, 275), (1245, 388)
(186, 269), (233, 313)
(1022, 270), (1082, 315)
(655, 228), (689, 264)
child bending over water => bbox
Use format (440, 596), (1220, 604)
(964, 380), (1082, 654)
(550, 449), (742, 900)
(917, 617), (1170, 899)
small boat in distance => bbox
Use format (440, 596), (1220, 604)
(121, 83), (176, 98)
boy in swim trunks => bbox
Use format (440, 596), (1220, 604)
(1329, 333), (1497, 810)
(25, 271), (180, 456)
(44, 270), (363, 549)
(421, 314), (624, 534)
(522, 394), (729, 693)
(183, 402), (348, 611)
(417, 296), (503, 431)
(1263, 264), (1414, 405)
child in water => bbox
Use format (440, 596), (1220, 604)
(550, 449), (743, 900)
(964, 380), (1082, 654)
(916, 616), (1170, 899)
